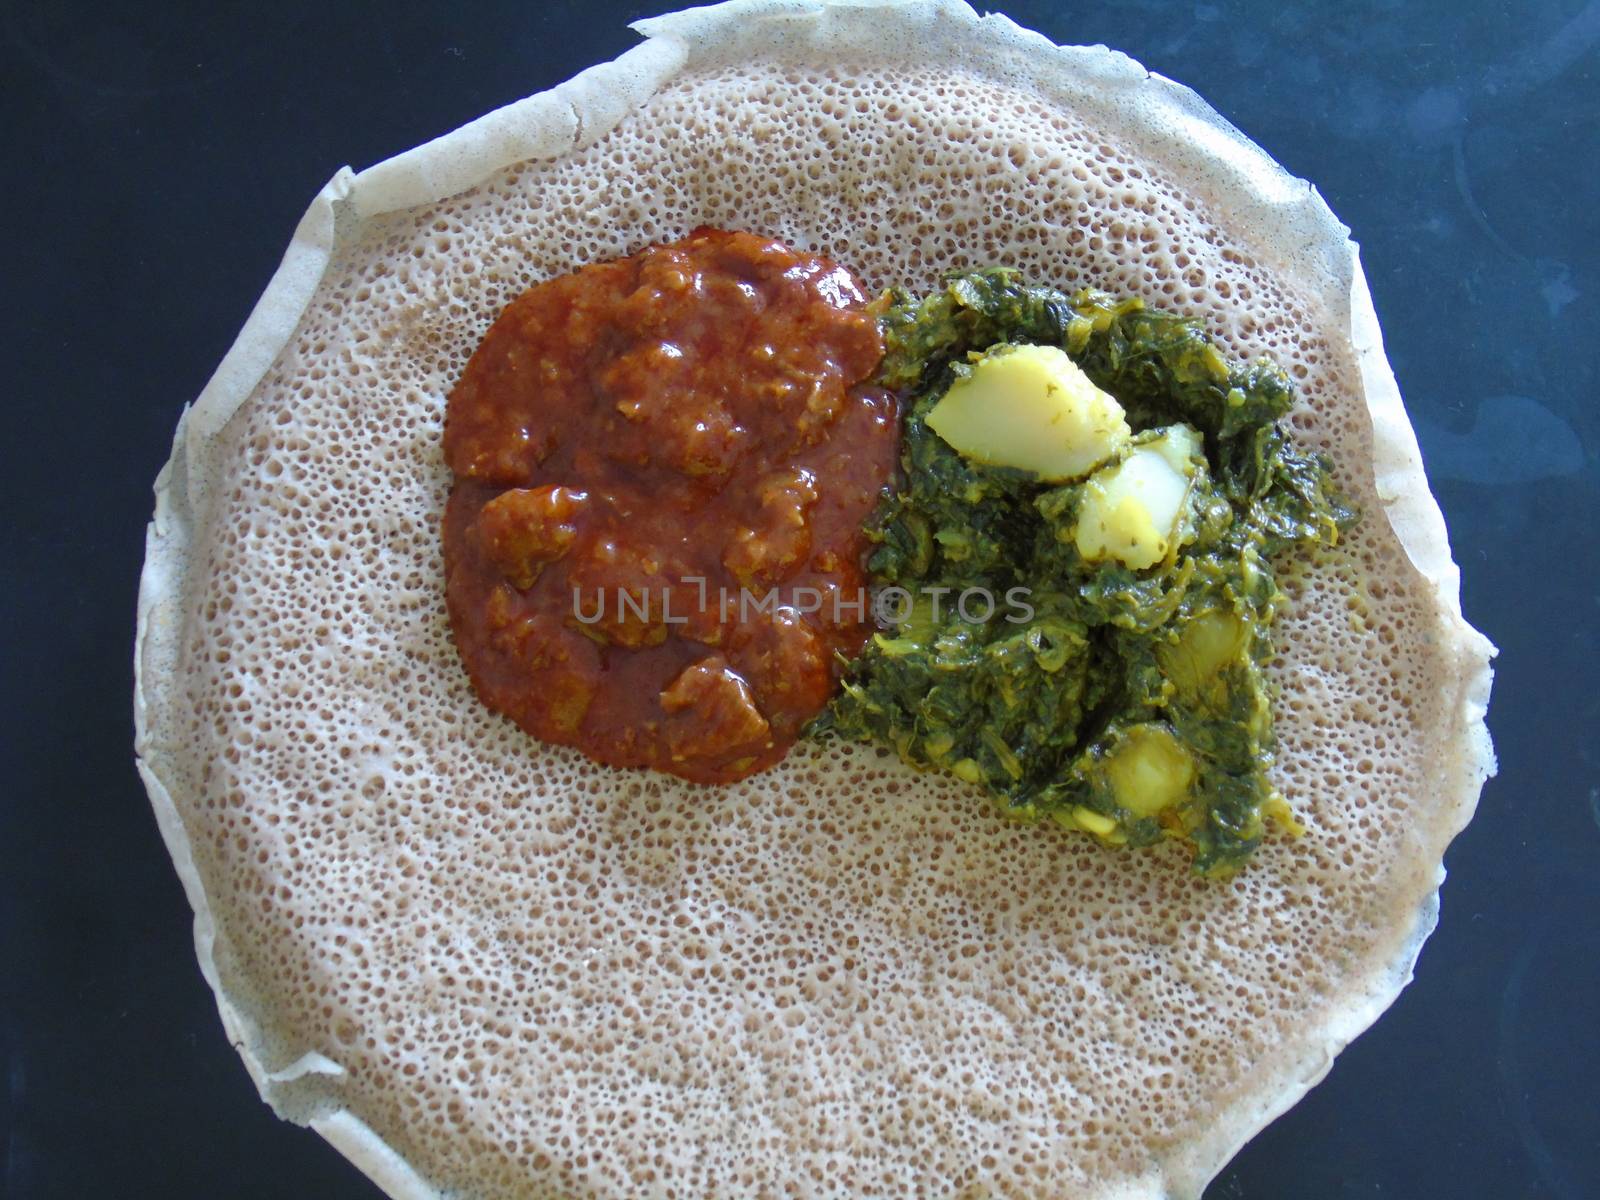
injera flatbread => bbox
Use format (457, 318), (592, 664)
(134, 2), (1497, 1196)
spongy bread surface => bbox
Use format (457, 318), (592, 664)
(134, 2), (1496, 1197)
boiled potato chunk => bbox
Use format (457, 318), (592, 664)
(1161, 609), (1249, 703)
(1073, 424), (1202, 569)
(925, 343), (1130, 481)
(1106, 724), (1197, 817)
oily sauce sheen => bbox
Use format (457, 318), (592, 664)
(443, 229), (898, 783)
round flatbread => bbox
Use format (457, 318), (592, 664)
(134, 2), (1496, 1197)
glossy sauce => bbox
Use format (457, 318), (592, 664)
(443, 229), (897, 783)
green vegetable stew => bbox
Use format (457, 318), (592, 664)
(810, 269), (1356, 873)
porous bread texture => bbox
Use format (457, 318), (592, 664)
(134, 2), (1496, 1198)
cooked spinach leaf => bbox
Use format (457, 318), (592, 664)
(815, 269), (1356, 873)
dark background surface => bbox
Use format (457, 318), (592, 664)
(3, 0), (1596, 1196)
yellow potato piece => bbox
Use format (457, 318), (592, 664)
(1162, 609), (1250, 704)
(1106, 724), (1197, 817)
(925, 343), (1130, 481)
(1073, 425), (1202, 569)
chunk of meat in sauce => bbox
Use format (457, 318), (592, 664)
(727, 608), (833, 740)
(442, 228), (898, 783)
(723, 468), (818, 589)
(563, 535), (687, 650)
(477, 485), (587, 590)
(476, 597), (599, 738)
(659, 657), (771, 768)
